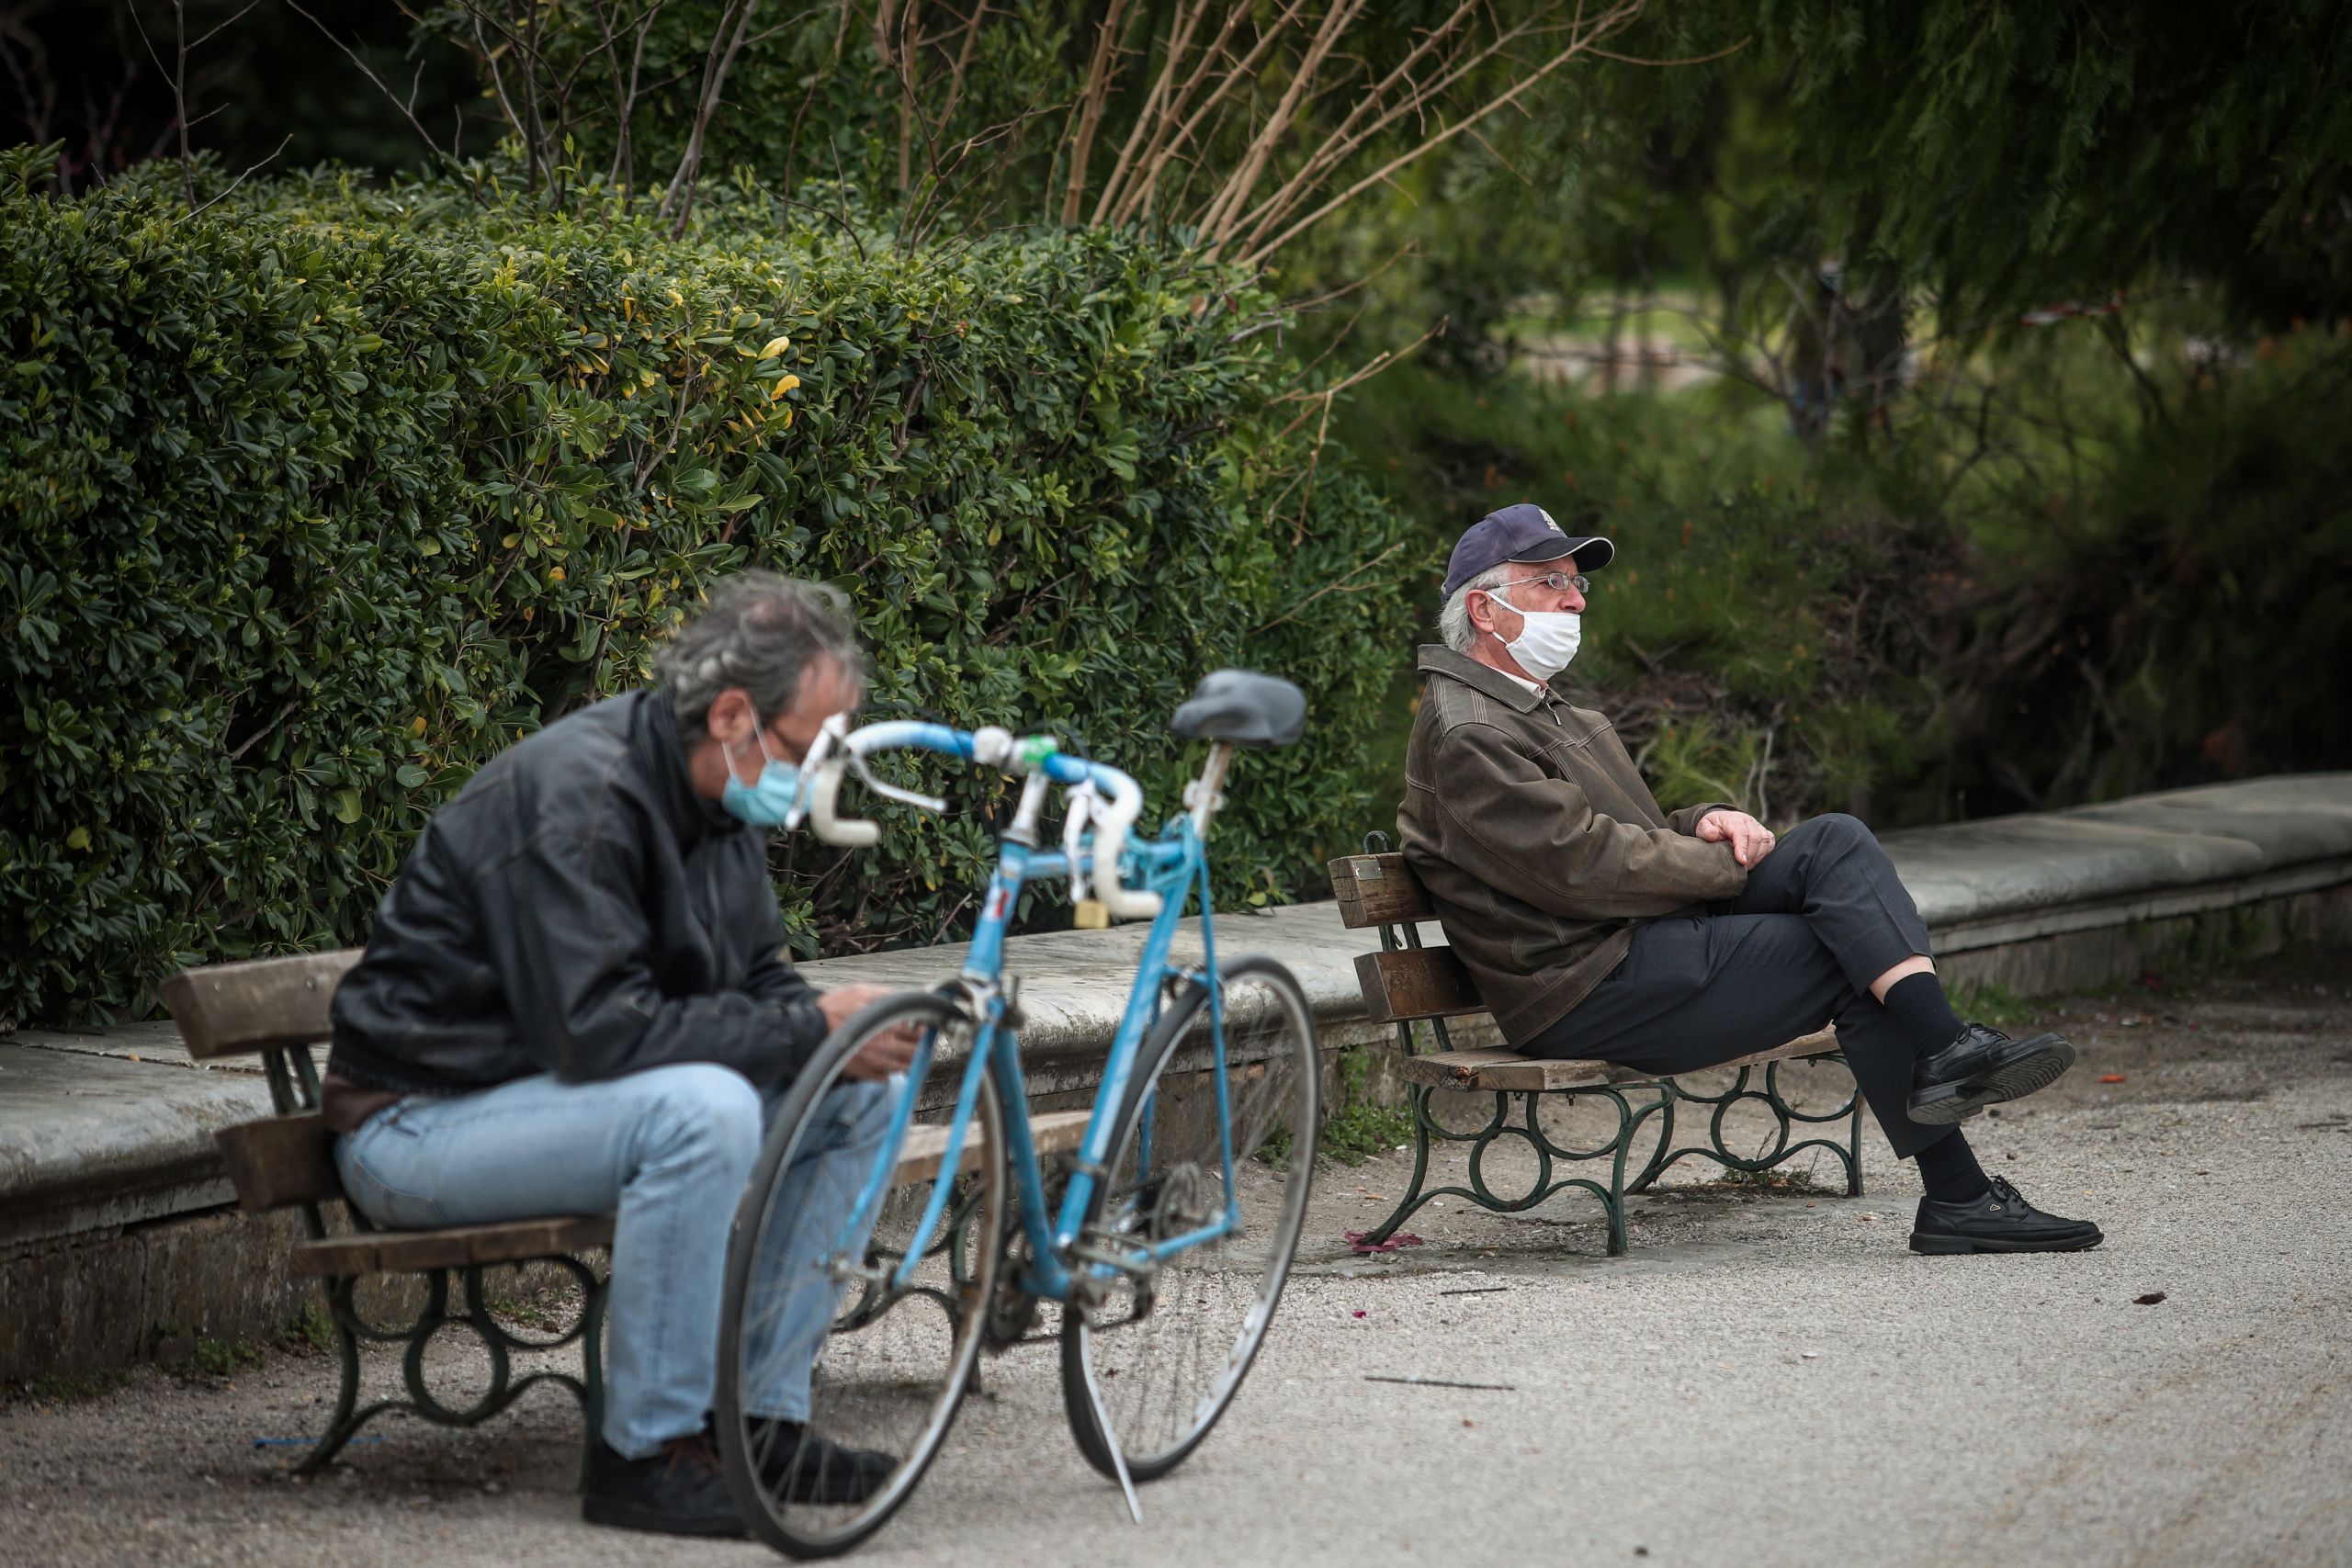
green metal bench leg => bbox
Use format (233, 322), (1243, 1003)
(579, 1269), (609, 1487)
(291, 1257), (610, 1476)
(1843, 1075), (1865, 1197)
(1624, 1088), (1678, 1195)
(1359, 1085), (1450, 1245)
(296, 1277), (368, 1475)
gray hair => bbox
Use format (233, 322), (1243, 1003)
(655, 570), (865, 738)
(1438, 563), (1514, 653)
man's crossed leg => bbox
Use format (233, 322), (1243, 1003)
(1529, 814), (2099, 1253)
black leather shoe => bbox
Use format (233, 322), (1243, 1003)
(1908, 1021), (2077, 1124)
(581, 1433), (748, 1537)
(1910, 1177), (2104, 1254)
(751, 1418), (896, 1505)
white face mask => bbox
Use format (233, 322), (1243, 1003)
(1482, 589), (1582, 680)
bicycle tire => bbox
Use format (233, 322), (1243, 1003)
(717, 990), (1004, 1558)
(1059, 954), (1318, 1483)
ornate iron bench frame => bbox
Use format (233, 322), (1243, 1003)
(162, 952), (613, 1475)
(1330, 835), (1864, 1255)
(159, 953), (1099, 1474)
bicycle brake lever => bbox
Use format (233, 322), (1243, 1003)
(849, 751), (947, 814)
(784, 715), (851, 831)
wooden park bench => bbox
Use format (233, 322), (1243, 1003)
(1328, 838), (1864, 1255)
(162, 951), (1090, 1472)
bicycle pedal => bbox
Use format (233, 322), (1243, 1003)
(1073, 898), (1111, 930)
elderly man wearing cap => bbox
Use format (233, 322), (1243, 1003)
(1396, 503), (2099, 1254)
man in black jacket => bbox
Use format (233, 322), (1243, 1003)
(324, 571), (910, 1536)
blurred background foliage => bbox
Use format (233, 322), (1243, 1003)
(3, 0), (2348, 1022)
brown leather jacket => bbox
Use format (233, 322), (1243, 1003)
(1397, 645), (1746, 1044)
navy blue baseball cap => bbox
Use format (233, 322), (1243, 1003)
(1441, 502), (1614, 599)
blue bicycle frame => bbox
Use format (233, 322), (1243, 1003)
(815, 723), (1239, 1306)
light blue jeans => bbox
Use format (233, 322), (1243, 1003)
(334, 1064), (888, 1459)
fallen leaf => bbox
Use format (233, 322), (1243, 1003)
(2098, 1074), (2128, 1084)
(2133, 1292), (2166, 1306)
(1346, 1230), (1424, 1255)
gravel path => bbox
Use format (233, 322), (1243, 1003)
(6, 950), (2349, 1568)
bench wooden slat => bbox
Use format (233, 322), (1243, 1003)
(1354, 947), (1483, 1024)
(291, 1214), (617, 1278)
(282, 1111), (1096, 1279)
(894, 1110), (1092, 1185)
(217, 1114), (340, 1211)
(161, 950), (365, 1059)
(1327, 853), (1437, 930)
(1398, 1048), (1630, 1091)
(1399, 1029), (1842, 1093)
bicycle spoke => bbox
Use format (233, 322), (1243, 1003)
(1064, 959), (1318, 1481)
(718, 995), (1004, 1558)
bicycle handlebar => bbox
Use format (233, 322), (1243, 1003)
(788, 716), (1163, 920)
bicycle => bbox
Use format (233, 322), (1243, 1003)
(713, 671), (1321, 1558)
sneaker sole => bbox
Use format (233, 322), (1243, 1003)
(1908, 1226), (2105, 1255)
(581, 1497), (748, 1539)
(1907, 1035), (2078, 1125)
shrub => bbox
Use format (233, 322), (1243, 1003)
(0, 149), (1417, 1027)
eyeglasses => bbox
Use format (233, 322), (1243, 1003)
(1484, 570), (1589, 602)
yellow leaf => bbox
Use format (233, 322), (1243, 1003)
(409, 716), (426, 737)
(757, 334), (791, 360)
(549, 567), (567, 581)
(65, 826), (91, 851)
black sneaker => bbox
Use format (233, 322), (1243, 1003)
(580, 1433), (747, 1537)
(750, 1418), (896, 1505)
(1910, 1177), (2104, 1254)
(1908, 1021), (2077, 1125)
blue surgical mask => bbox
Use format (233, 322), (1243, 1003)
(720, 716), (802, 828)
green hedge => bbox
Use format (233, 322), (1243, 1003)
(0, 150), (1417, 1028)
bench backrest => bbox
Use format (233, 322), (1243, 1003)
(1326, 852), (1484, 1027)
(159, 950), (365, 1215)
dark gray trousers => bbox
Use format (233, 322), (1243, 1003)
(1523, 813), (1944, 1160)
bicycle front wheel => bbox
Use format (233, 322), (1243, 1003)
(1060, 954), (1319, 1482)
(717, 991), (1005, 1559)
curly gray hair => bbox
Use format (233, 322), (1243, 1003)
(654, 570), (865, 738)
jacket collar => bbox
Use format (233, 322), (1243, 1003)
(635, 687), (745, 847)
(1416, 643), (1550, 714)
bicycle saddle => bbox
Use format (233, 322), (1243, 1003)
(1169, 670), (1306, 748)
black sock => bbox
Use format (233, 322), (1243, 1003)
(1883, 969), (1964, 1055)
(1914, 1127), (1991, 1203)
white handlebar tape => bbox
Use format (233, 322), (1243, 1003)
(1092, 773), (1162, 919)
(806, 761), (881, 848)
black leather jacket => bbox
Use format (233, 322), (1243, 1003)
(326, 687), (829, 1096)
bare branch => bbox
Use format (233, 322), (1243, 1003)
(661, 0), (763, 230)
(1238, 1), (1647, 268)
(1059, 0), (1134, 225)
(177, 130), (292, 223)
(284, 0), (463, 172)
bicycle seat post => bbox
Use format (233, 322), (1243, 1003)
(1183, 741), (1236, 836)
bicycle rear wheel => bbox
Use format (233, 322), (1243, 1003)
(717, 992), (1004, 1559)
(1060, 954), (1318, 1482)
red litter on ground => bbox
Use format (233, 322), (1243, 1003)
(2098, 1074), (2128, 1084)
(1345, 1230), (1425, 1255)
